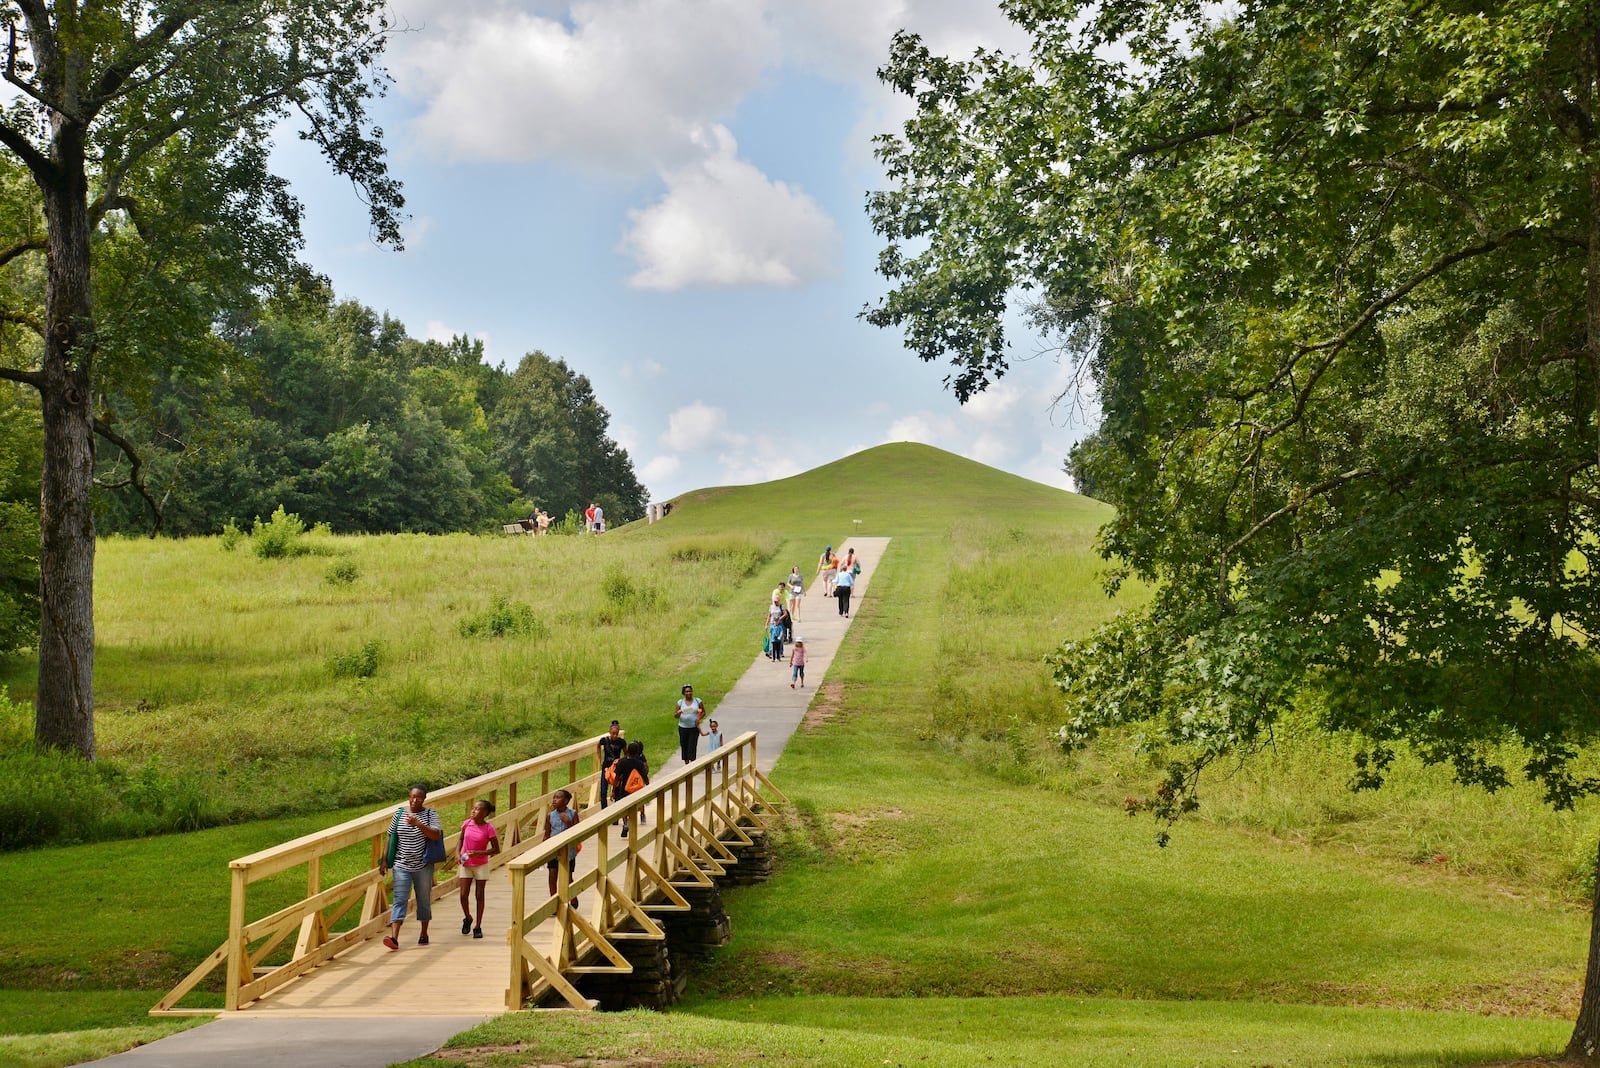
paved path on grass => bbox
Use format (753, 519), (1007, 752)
(89, 536), (891, 1067)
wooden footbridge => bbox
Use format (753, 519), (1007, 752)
(153, 733), (787, 1016)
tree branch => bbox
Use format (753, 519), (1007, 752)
(0, 236), (43, 269)
(0, 363), (43, 388)
(92, 416), (162, 535)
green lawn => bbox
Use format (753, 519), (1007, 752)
(0, 444), (1590, 1067)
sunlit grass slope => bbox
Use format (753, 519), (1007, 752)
(0, 442), (1583, 1067)
(651, 440), (1106, 539)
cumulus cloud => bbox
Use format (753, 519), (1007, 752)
(621, 358), (664, 381)
(389, 0), (772, 172)
(661, 401), (744, 452)
(640, 454), (682, 484)
(622, 125), (839, 290)
(422, 320), (493, 360)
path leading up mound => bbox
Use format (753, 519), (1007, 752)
(658, 535), (891, 775)
(88, 536), (892, 1066)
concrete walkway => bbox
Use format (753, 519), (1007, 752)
(88, 536), (891, 1067)
(659, 536), (890, 775)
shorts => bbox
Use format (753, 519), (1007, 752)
(546, 849), (578, 871)
(459, 863), (491, 882)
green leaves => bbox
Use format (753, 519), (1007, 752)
(875, 0), (1600, 825)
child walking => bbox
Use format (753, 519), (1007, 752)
(702, 718), (724, 752)
(457, 799), (500, 938)
(790, 637), (807, 688)
(544, 789), (580, 908)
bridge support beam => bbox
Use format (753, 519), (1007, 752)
(573, 830), (773, 1010)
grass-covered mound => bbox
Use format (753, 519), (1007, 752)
(1, 442), (1590, 1066)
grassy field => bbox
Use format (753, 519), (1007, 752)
(0, 443), (1592, 1066)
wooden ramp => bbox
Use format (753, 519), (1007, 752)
(154, 735), (785, 1017)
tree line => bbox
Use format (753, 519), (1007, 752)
(92, 290), (647, 539)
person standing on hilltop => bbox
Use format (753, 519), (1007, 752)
(816, 545), (838, 596)
(592, 502), (605, 534)
(584, 503), (596, 532)
(673, 684), (707, 762)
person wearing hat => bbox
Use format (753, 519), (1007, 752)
(816, 545), (838, 596)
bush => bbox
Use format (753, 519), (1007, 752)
(458, 597), (546, 639)
(597, 564), (662, 622)
(219, 518), (243, 551)
(547, 508), (586, 536)
(325, 559), (361, 585)
(329, 640), (381, 678)
(667, 535), (767, 575)
(0, 747), (111, 850)
(252, 505), (309, 559)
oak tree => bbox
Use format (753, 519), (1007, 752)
(870, 0), (1600, 1056)
(0, 2), (402, 758)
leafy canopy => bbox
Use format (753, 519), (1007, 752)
(869, 0), (1600, 824)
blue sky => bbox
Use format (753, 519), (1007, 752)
(273, 0), (1093, 502)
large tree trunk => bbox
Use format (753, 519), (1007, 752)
(33, 136), (95, 759)
(1568, 836), (1600, 1061)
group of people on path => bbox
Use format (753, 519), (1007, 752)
(379, 683), (729, 951)
(815, 544), (861, 617)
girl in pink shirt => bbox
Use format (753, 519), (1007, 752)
(456, 799), (500, 938)
(790, 638), (807, 688)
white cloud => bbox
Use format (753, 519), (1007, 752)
(718, 451), (802, 486)
(621, 358), (664, 381)
(640, 454), (682, 483)
(661, 401), (745, 452)
(958, 381), (1023, 424)
(884, 413), (955, 447)
(622, 125), (839, 290)
(390, 0), (772, 172)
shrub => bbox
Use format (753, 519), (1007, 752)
(551, 508), (585, 536)
(458, 596), (546, 639)
(325, 559), (361, 585)
(667, 535), (768, 575)
(220, 518), (243, 552)
(329, 640), (381, 678)
(252, 505), (309, 559)
(0, 746), (111, 850)
(597, 564), (662, 622)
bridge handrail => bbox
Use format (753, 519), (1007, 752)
(503, 730), (788, 1010)
(154, 732), (610, 1015)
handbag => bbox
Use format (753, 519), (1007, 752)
(423, 829), (447, 866)
(384, 806), (402, 868)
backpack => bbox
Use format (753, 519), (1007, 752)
(625, 767), (646, 792)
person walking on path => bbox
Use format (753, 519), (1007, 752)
(598, 720), (626, 809)
(817, 546), (838, 596)
(702, 718), (724, 752)
(612, 741), (650, 837)
(456, 799), (500, 939)
(544, 789), (580, 907)
(834, 563), (855, 617)
(787, 566), (805, 621)
(674, 684), (707, 762)
(790, 638), (807, 688)
(379, 784), (443, 951)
